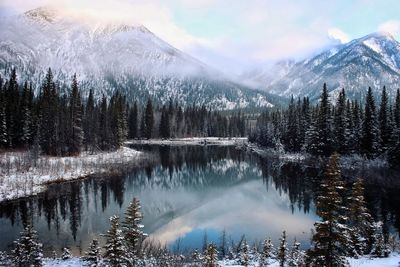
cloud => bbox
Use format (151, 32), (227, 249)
(378, 20), (400, 36)
(328, 28), (350, 43)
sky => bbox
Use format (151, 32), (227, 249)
(1, 0), (400, 75)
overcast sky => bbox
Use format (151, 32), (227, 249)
(1, 0), (400, 75)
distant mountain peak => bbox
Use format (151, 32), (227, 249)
(24, 6), (61, 23)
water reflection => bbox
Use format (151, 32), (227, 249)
(0, 145), (399, 255)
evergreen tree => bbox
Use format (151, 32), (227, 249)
(84, 89), (96, 152)
(122, 197), (146, 258)
(103, 215), (127, 267)
(371, 221), (390, 258)
(128, 101), (138, 139)
(84, 239), (102, 267)
(20, 81), (33, 147)
(143, 99), (154, 139)
(394, 89), (400, 128)
(0, 82), (7, 148)
(204, 243), (218, 267)
(39, 68), (58, 155)
(260, 238), (274, 266)
(307, 153), (349, 267)
(159, 105), (170, 139)
(388, 126), (400, 168)
(239, 238), (250, 266)
(378, 86), (391, 153)
(361, 87), (380, 158)
(62, 247), (72, 260)
(284, 96), (300, 152)
(12, 223), (43, 267)
(219, 229), (227, 260)
(288, 238), (304, 267)
(347, 177), (374, 255)
(334, 89), (350, 154)
(314, 83), (333, 156)
(278, 230), (288, 267)
(69, 74), (83, 155)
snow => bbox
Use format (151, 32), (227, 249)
(126, 137), (248, 146)
(0, 147), (142, 202)
(35, 253), (400, 266)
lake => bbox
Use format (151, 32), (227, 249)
(0, 145), (399, 256)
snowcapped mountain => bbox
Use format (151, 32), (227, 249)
(0, 7), (273, 110)
(245, 32), (400, 101)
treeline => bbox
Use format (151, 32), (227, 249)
(0, 68), (247, 156)
(250, 83), (400, 167)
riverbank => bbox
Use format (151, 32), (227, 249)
(126, 137), (248, 146)
(0, 147), (143, 202)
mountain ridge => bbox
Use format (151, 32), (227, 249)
(0, 6), (275, 110)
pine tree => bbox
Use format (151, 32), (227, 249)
(84, 239), (102, 267)
(394, 89), (400, 129)
(0, 82), (8, 148)
(239, 238), (250, 266)
(388, 126), (400, 168)
(347, 177), (374, 255)
(69, 74), (83, 155)
(20, 81), (33, 147)
(371, 221), (390, 258)
(314, 83), (333, 156)
(84, 89), (96, 152)
(260, 238), (274, 266)
(361, 87), (380, 158)
(159, 105), (170, 139)
(143, 99), (154, 139)
(219, 229), (227, 260)
(62, 247), (72, 260)
(288, 238), (304, 267)
(284, 96), (300, 152)
(128, 101), (138, 139)
(204, 243), (218, 267)
(334, 89), (350, 154)
(278, 230), (288, 267)
(122, 198), (146, 258)
(378, 86), (392, 153)
(103, 215), (127, 267)
(12, 223), (43, 267)
(307, 153), (349, 267)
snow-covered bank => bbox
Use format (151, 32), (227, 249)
(0, 147), (143, 202)
(126, 137), (248, 146)
(22, 253), (400, 266)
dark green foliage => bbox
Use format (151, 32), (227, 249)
(142, 99), (154, 139)
(103, 215), (127, 267)
(122, 197), (146, 258)
(307, 154), (349, 267)
(378, 86), (392, 152)
(84, 239), (102, 267)
(128, 101), (138, 139)
(159, 105), (170, 139)
(278, 230), (288, 267)
(12, 223), (43, 267)
(361, 87), (380, 158)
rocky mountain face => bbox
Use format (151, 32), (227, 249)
(0, 7), (274, 110)
(244, 32), (400, 101)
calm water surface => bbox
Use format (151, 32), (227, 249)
(0, 145), (399, 255)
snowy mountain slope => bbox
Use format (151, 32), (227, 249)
(0, 7), (273, 110)
(244, 32), (400, 101)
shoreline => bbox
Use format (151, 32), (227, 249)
(126, 137), (248, 146)
(0, 147), (144, 203)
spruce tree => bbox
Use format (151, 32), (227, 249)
(334, 89), (350, 154)
(12, 223), (43, 267)
(239, 238), (249, 266)
(143, 99), (154, 139)
(278, 230), (288, 267)
(378, 86), (392, 153)
(307, 153), (349, 267)
(371, 221), (390, 258)
(62, 247), (72, 260)
(361, 87), (380, 158)
(122, 197), (146, 258)
(315, 83), (333, 156)
(288, 238), (304, 267)
(84, 89), (96, 152)
(0, 83), (7, 148)
(84, 239), (102, 267)
(20, 81), (33, 147)
(260, 238), (274, 266)
(128, 101), (138, 139)
(159, 105), (170, 139)
(394, 89), (400, 129)
(204, 243), (218, 267)
(69, 74), (83, 155)
(103, 215), (127, 267)
(347, 177), (374, 255)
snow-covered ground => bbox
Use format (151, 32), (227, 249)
(126, 137), (248, 146)
(0, 147), (143, 202)
(38, 253), (400, 266)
